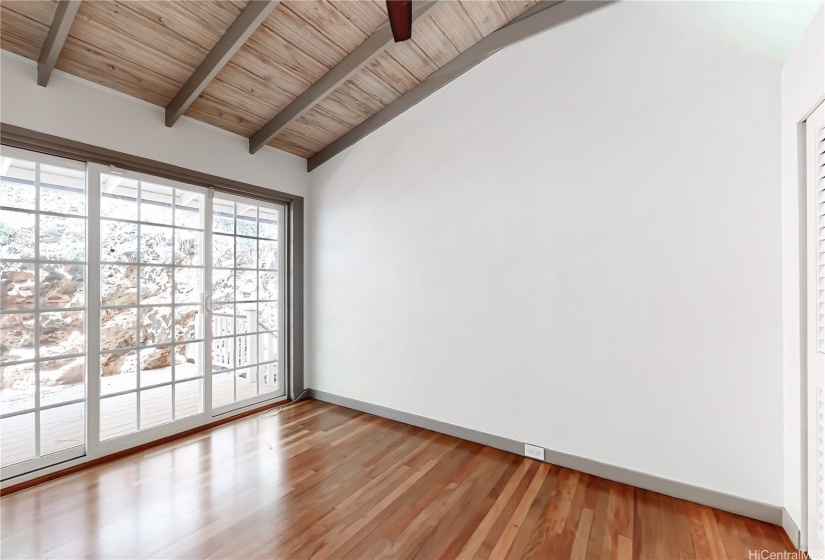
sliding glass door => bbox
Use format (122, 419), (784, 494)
(0, 148), (88, 479)
(94, 169), (209, 442)
(1, 148), (287, 480)
(210, 196), (285, 412)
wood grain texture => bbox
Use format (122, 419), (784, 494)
(0, 400), (797, 559)
(274, 0), (538, 155)
(0, 397), (288, 497)
(1, 1), (58, 60)
(306, 0), (595, 170)
(247, 1), (439, 154)
(1, 0), (547, 158)
(164, 0), (279, 126)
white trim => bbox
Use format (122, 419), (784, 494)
(112, 166), (211, 197)
(211, 391), (285, 418)
(805, 101), (825, 556)
(785, 507), (803, 549)
(211, 189), (286, 212)
(0, 446), (84, 481)
(0, 143), (86, 170)
(203, 193), (214, 416)
(0, 148), (90, 478)
(207, 192), (288, 409)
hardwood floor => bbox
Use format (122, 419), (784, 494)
(0, 399), (796, 559)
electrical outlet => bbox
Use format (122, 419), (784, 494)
(524, 444), (544, 461)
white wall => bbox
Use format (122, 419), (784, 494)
(0, 52), (308, 197)
(308, 1), (786, 506)
(781, 4), (825, 535)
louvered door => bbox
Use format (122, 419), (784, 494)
(808, 101), (825, 557)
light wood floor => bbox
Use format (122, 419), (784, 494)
(0, 399), (796, 559)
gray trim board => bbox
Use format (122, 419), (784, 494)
(37, 0), (81, 87)
(507, 0), (564, 24)
(249, 0), (440, 154)
(0, 124), (300, 204)
(165, 0), (280, 127)
(0, 123), (304, 401)
(289, 197), (304, 401)
(308, 389), (786, 528)
(307, 0), (615, 171)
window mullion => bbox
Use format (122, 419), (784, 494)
(171, 186), (176, 422)
(136, 180), (142, 432)
(203, 191), (214, 417)
(280, 203), (287, 400)
(33, 162), (41, 459)
(86, 163), (102, 454)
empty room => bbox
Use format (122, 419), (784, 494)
(0, 0), (823, 558)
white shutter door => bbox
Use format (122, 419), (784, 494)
(818, 120), (825, 353)
(808, 101), (825, 557)
(818, 119), (825, 553)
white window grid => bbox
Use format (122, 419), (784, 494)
(210, 198), (281, 407)
(0, 153), (88, 467)
(97, 176), (207, 439)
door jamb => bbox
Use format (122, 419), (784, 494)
(799, 95), (825, 551)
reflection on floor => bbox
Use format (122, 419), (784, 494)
(0, 400), (797, 559)
(0, 366), (277, 467)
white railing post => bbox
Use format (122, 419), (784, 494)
(247, 309), (257, 383)
(211, 314), (236, 371)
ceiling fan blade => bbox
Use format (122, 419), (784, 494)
(386, 0), (413, 42)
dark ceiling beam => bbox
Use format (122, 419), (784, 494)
(248, 0), (440, 155)
(37, 0), (81, 87)
(308, 0), (616, 172)
(165, 0), (280, 127)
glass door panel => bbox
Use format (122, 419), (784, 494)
(211, 197), (284, 411)
(2, 156), (288, 480)
(98, 173), (206, 442)
(1, 149), (88, 479)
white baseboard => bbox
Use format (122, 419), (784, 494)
(782, 508), (802, 549)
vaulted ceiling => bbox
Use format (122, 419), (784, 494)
(0, 0), (578, 168)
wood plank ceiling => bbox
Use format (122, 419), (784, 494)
(0, 0), (538, 160)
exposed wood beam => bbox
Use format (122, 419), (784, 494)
(37, 0), (81, 87)
(308, 0), (616, 171)
(165, 0), (280, 128)
(508, 0), (565, 24)
(248, 0), (440, 155)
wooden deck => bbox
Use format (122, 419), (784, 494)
(0, 370), (263, 468)
(0, 400), (797, 559)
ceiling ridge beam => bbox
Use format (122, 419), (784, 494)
(307, 0), (616, 172)
(37, 0), (81, 87)
(248, 0), (441, 155)
(165, 0), (280, 128)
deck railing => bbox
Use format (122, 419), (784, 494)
(212, 310), (276, 387)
